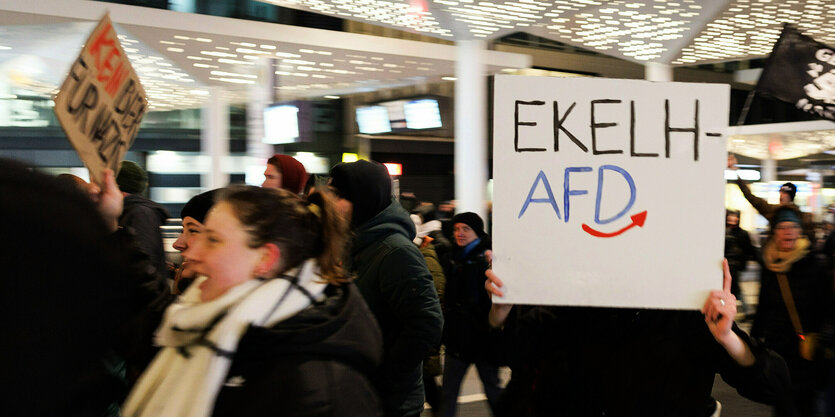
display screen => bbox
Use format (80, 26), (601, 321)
(356, 105), (392, 134)
(404, 99), (442, 129)
(263, 104), (299, 144)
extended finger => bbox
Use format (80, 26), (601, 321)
(722, 258), (731, 294)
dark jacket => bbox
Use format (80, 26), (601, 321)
(725, 225), (758, 273)
(213, 283), (383, 417)
(119, 194), (169, 281)
(349, 200), (444, 417)
(0, 158), (169, 417)
(751, 250), (832, 358)
(496, 307), (790, 417)
(443, 237), (495, 362)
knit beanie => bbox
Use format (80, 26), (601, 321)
(329, 160), (392, 228)
(451, 212), (487, 238)
(116, 161), (148, 194)
(180, 189), (218, 224)
(267, 154), (308, 194)
(780, 182), (797, 201)
(774, 207), (801, 226)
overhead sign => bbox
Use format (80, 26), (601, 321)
(492, 75), (728, 310)
(54, 14), (147, 185)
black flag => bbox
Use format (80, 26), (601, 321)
(755, 24), (835, 121)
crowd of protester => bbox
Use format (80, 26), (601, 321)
(3, 152), (835, 417)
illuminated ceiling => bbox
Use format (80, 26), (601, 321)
(728, 121), (835, 160)
(259, 0), (835, 65)
(0, 1), (529, 110)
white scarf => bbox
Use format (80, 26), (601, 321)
(122, 260), (328, 417)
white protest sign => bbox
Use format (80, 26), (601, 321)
(54, 14), (147, 186)
(492, 75), (728, 310)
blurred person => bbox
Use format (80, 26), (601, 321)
(728, 154), (811, 237)
(328, 160), (443, 417)
(123, 186), (382, 417)
(0, 158), (167, 416)
(413, 204), (452, 269)
(751, 206), (834, 417)
(725, 209), (759, 320)
(171, 189), (218, 294)
(411, 214), (447, 417)
(440, 212), (502, 417)
(485, 261), (791, 417)
(117, 160), (170, 282)
(262, 154), (308, 194)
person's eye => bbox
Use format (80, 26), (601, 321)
(188, 228), (200, 234)
(207, 236), (220, 244)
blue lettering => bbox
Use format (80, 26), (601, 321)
(564, 167), (592, 222)
(518, 170), (562, 220)
(594, 165), (636, 225)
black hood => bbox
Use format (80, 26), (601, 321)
(351, 198), (416, 256)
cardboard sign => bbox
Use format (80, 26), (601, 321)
(54, 14), (147, 185)
(492, 75), (728, 310)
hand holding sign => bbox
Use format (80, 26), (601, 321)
(87, 169), (124, 232)
(702, 259), (737, 340)
(485, 269), (514, 329)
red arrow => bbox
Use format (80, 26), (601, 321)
(581, 211), (648, 238)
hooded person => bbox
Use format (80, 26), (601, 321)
(116, 161), (170, 283)
(262, 154), (308, 195)
(752, 205), (834, 417)
(328, 160), (443, 417)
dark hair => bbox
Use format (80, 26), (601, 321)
(219, 186), (349, 284)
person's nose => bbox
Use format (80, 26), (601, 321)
(173, 233), (187, 252)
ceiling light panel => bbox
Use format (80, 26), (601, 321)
(260, 0), (835, 66)
(728, 129), (835, 160)
(673, 0), (835, 65)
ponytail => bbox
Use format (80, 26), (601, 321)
(306, 190), (350, 285)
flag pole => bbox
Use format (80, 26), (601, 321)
(736, 89), (756, 126)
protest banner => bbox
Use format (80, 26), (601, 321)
(492, 75), (728, 310)
(756, 24), (835, 121)
(54, 13), (147, 186)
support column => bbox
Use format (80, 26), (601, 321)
(201, 87), (229, 189)
(246, 58), (276, 184)
(761, 158), (777, 182)
(454, 39), (488, 220)
(645, 62), (673, 82)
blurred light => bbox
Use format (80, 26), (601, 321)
(383, 163), (403, 176)
(324, 95), (340, 99)
(342, 153), (359, 163)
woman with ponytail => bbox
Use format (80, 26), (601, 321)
(124, 186), (383, 417)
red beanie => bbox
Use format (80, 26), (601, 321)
(267, 154), (308, 194)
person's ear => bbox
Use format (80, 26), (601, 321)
(254, 243), (281, 277)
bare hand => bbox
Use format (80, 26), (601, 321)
(486, 269), (513, 328)
(702, 259), (737, 343)
(87, 169), (123, 232)
(727, 154), (738, 170)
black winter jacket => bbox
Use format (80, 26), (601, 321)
(119, 194), (169, 281)
(349, 200), (444, 417)
(752, 251), (833, 358)
(443, 237), (495, 362)
(212, 283), (383, 417)
(496, 307), (790, 417)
